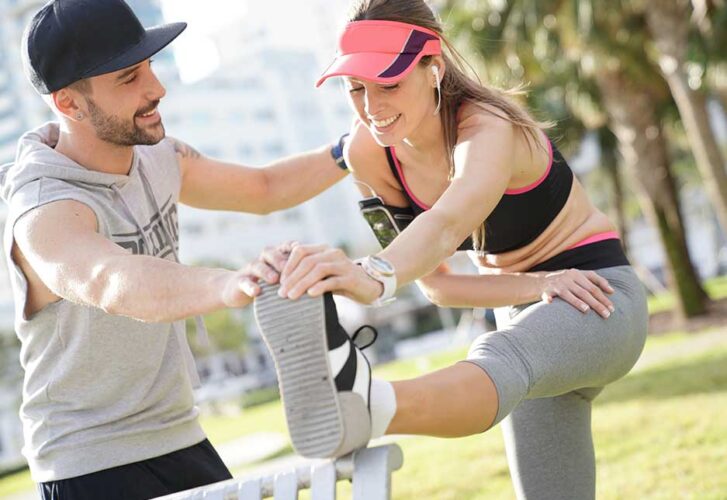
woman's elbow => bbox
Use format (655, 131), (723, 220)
(417, 281), (451, 308)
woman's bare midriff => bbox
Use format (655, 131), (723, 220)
(470, 176), (617, 274)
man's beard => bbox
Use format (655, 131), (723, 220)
(85, 97), (164, 146)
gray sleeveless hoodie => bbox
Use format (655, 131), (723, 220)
(0, 122), (206, 482)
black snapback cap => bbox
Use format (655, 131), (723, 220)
(21, 0), (186, 94)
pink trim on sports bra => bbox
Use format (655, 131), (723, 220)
(567, 231), (620, 250)
(390, 131), (555, 207)
(389, 146), (432, 210)
(504, 134), (554, 195)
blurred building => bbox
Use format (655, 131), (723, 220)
(162, 47), (376, 268)
(0, 0), (53, 335)
(125, 0), (180, 84)
(0, 0), (53, 165)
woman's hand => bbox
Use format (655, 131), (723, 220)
(278, 244), (384, 304)
(541, 269), (615, 318)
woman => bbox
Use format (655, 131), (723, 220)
(253, 1), (648, 498)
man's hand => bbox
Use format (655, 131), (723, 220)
(223, 241), (299, 306)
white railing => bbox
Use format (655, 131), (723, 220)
(153, 444), (404, 500)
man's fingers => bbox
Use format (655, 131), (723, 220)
(247, 260), (279, 284)
(260, 246), (289, 273)
(239, 277), (261, 297)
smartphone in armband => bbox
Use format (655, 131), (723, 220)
(358, 196), (414, 249)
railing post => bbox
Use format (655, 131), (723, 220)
(310, 462), (337, 500)
(150, 444), (403, 500)
(351, 444), (404, 500)
(273, 471), (298, 500)
(237, 477), (263, 500)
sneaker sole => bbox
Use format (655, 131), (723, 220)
(254, 283), (344, 458)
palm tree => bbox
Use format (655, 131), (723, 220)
(595, 66), (708, 317)
(643, 0), (727, 235)
(443, 0), (709, 318)
(691, 0), (727, 112)
(561, 0), (709, 318)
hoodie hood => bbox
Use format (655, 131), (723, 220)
(0, 122), (133, 203)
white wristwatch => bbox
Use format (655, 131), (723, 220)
(356, 255), (397, 307)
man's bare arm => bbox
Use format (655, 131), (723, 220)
(172, 138), (348, 214)
(13, 200), (258, 322)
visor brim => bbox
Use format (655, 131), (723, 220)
(315, 50), (428, 87)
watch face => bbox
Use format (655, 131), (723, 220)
(369, 255), (395, 276)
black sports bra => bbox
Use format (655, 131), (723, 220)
(384, 136), (572, 254)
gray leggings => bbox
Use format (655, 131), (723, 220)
(465, 265), (648, 499)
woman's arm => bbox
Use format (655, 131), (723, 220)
(417, 269), (615, 318)
(280, 112), (516, 295)
(273, 241), (615, 319)
(375, 116), (515, 286)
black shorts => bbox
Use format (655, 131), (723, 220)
(38, 439), (232, 500)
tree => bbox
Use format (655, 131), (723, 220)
(558, 0), (709, 318)
(643, 0), (727, 235)
(443, 0), (710, 318)
(691, 0), (727, 113)
(595, 65), (708, 317)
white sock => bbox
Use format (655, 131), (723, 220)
(369, 379), (397, 439)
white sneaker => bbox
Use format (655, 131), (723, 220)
(254, 284), (373, 458)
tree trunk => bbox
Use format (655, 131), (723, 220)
(715, 85), (727, 121)
(596, 67), (708, 320)
(603, 151), (629, 256)
(646, 0), (727, 235)
(598, 128), (630, 255)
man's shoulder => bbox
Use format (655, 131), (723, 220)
(134, 137), (178, 161)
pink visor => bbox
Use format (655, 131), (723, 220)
(315, 20), (442, 87)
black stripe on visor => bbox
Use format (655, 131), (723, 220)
(378, 30), (439, 79)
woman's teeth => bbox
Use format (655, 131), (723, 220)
(371, 114), (400, 127)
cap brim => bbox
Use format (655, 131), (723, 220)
(315, 51), (427, 87)
(82, 22), (187, 79)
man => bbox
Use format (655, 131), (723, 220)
(0, 0), (348, 498)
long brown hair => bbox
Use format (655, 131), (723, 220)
(349, 0), (551, 252)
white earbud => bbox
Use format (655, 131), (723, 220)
(432, 66), (441, 115)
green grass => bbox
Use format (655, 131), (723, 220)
(334, 337), (727, 499)
(647, 274), (727, 314)
(201, 400), (288, 446)
(0, 469), (32, 498)
(1, 329), (725, 498)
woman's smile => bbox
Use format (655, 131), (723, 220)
(369, 113), (402, 133)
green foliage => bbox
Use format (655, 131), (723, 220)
(240, 386), (280, 409)
(648, 274), (727, 314)
(186, 308), (249, 356)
